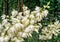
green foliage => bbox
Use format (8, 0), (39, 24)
(24, 0), (40, 10)
(0, 0), (3, 16)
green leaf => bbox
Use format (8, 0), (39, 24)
(57, 0), (60, 3)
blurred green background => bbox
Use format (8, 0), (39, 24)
(0, 0), (60, 42)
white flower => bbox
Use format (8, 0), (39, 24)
(15, 39), (21, 42)
(11, 9), (18, 17)
(22, 33), (27, 38)
(4, 36), (10, 42)
(54, 21), (59, 25)
(0, 37), (4, 42)
(30, 14), (35, 19)
(22, 17), (27, 22)
(2, 19), (8, 26)
(17, 12), (23, 19)
(24, 10), (30, 15)
(30, 20), (35, 24)
(42, 10), (48, 17)
(25, 25), (34, 33)
(8, 27), (15, 37)
(39, 34), (52, 40)
(14, 23), (24, 31)
(15, 23), (21, 29)
(1, 14), (6, 19)
(23, 19), (29, 26)
(21, 17), (29, 25)
(36, 13), (40, 17)
(35, 29), (39, 33)
(39, 35), (45, 40)
(10, 27), (15, 32)
(23, 6), (28, 11)
(11, 18), (20, 24)
(35, 6), (40, 12)
(0, 24), (3, 32)
(18, 12), (22, 16)
(17, 32), (23, 37)
(38, 15), (42, 21)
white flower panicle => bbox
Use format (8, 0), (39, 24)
(39, 21), (60, 40)
(0, 5), (48, 42)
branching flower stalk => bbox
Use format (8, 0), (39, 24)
(0, 5), (48, 42)
(39, 21), (60, 40)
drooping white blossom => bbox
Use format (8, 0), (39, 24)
(39, 21), (60, 40)
(0, 5), (49, 42)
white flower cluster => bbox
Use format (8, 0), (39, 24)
(0, 5), (48, 42)
(39, 21), (60, 40)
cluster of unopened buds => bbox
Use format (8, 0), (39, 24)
(0, 5), (49, 42)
